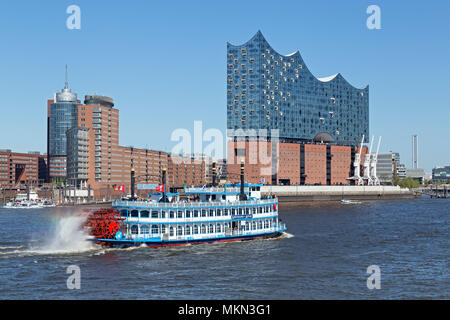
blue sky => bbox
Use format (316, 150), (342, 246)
(0, 0), (449, 172)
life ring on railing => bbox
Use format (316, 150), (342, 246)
(273, 203), (277, 211)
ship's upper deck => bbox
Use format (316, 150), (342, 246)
(112, 197), (277, 210)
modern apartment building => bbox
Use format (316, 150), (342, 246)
(376, 152), (397, 182)
(432, 166), (450, 182)
(227, 31), (369, 145)
(66, 126), (89, 188)
(77, 95), (119, 188)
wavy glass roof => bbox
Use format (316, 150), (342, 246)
(227, 30), (367, 90)
(227, 31), (369, 144)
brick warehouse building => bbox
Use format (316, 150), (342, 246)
(0, 150), (47, 188)
(226, 31), (370, 185)
(227, 140), (368, 185)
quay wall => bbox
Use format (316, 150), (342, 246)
(261, 185), (416, 202)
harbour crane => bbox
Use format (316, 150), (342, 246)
(363, 136), (374, 185)
(370, 136), (382, 186)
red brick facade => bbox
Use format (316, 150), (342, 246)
(227, 141), (368, 185)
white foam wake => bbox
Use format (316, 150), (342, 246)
(31, 214), (97, 254)
(281, 232), (294, 238)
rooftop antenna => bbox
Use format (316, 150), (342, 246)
(65, 64), (69, 89)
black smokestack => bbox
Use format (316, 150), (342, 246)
(240, 160), (247, 201)
(212, 160), (217, 187)
(130, 167), (135, 201)
(162, 167), (167, 202)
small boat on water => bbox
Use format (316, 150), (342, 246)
(41, 200), (56, 208)
(341, 199), (362, 205)
(84, 162), (287, 248)
(2, 200), (43, 209)
(1, 191), (55, 209)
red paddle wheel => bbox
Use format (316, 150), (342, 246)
(83, 208), (125, 240)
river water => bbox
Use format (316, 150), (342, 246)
(0, 197), (448, 299)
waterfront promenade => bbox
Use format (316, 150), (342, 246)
(261, 185), (416, 202)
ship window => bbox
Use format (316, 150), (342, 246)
(131, 225), (138, 234)
(209, 224), (214, 233)
(245, 208), (249, 214)
(245, 223), (250, 231)
(150, 210), (158, 218)
(131, 210), (138, 218)
(252, 208), (256, 214)
(161, 211), (166, 218)
(193, 225), (199, 234)
(216, 209), (221, 216)
(177, 210), (183, 218)
(177, 226), (183, 236)
(264, 220), (269, 228)
(185, 225), (191, 235)
(169, 227), (174, 236)
(193, 210), (199, 218)
(120, 209), (128, 217)
(208, 209), (214, 217)
(232, 208), (236, 215)
(140, 225), (149, 234)
(169, 211), (175, 218)
(201, 210), (207, 217)
(258, 221), (263, 229)
(252, 221), (256, 230)
(216, 224), (222, 233)
(224, 209), (229, 216)
(151, 225), (158, 234)
(201, 224), (206, 234)
(186, 210), (191, 218)
(238, 208), (243, 215)
(161, 225), (166, 234)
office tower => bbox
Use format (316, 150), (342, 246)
(47, 68), (79, 181)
